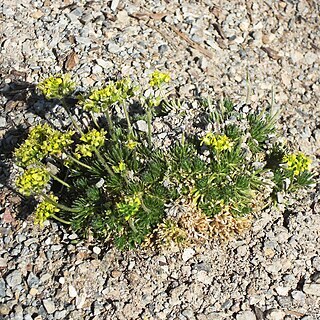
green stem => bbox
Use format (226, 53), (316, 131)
(91, 112), (100, 129)
(94, 148), (114, 176)
(146, 107), (152, 147)
(49, 172), (71, 188)
(122, 101), (133, 137)
(67, 154), (92, 170)
(41, 193), (79, 213)
(51, 214), (71, 225)
(104, 109), (115, 138)
(62, 99), (83, 134)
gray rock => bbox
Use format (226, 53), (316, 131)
(291, 290), (305, 303)
(27, 272), (40, 288)
(0, 116), (6, 128)
(0, 278), (6, 297)
(6, 270), (22, 288)
(43, 299), (56, 314)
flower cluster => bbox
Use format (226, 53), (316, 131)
(149, 70), (171, 88)
(112, 161), (126, 173)
(34, 194), (60, 226)
(201, 133), (234, 152)
(37, 74), (76, 100)
(80, 78), (135, 112)
(117, 195), (141, 221)
(14, 123), (74, 167)
(283, 153), (312, 176)
(16, 167), (50, 196)
(75, 129), (106, 158)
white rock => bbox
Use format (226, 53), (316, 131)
(236, 310), (256, 320)
(182, 248), (195, 262)
(304, 52), (318, 65)
(303, 283), (320, 296)
(291, 290), (306, 302)
(110, 0), (119, 11)
(275, 286), (290, 296)
(265, 309), (286, 320)
(291, 51), (304, 63)
(93, 246), (101, 255)
(68, 284), (78, 298)
(96, 59), (112, 69)
(43, 299), (56, 314)
(196, 270), (212, 285)
(135, 120), (148, 133)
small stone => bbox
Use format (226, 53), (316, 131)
(29, 287), (38, 296)
(92, 65), (103, 74)
(27, 273), (40, 288)
(0, 278), (6, 297)
(196, 270), (212, 285)
(239, 20), (250, 32)
(40, 273), (51, 283)
(275, 286), (289, 296)
(108, 43), (121, 54)
(0, 258), (7, 268)
(158, 44), (169, 54)
(93, 246), (101, 255)
(96, 59), (112, 69)
(265, 309), (286, 320)
(110, 0), (119, 11)
(69, 284), (78, 298)
(6, 270), (22, 288)
(291, 290), (305, 303)
(291, 51), (304, 63)
(236, 310), (256, 320)
(0, 304), (10, 315)
(182, 309), (194, 318)
(43, 299), (56, 314)
(303, 283), (320, 296)
(135, 120), (148, 133)
(304, 52), (317, 65)
(59, 277), (65, 285)
(182, 248), (195, 262)
(0, 116), (7, 128)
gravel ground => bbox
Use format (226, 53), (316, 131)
(1, 1), (320, 319)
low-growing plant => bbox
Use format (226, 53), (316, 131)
(13, 73), (314, 250)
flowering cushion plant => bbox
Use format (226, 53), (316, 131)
(13, 72), (314, 250)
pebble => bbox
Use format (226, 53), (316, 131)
(265, 309), (286, 320)
(93, 246), (101, 255)
(43, 299), (56, 314)
(108, 43), (121, 54)
(303, 283), (320, 296)
(236, 310), (256, 320)
(182, 248), (195, 262)
(68, 284), (78, 298)
(6, 270), (22, 288)
(0, 116), (6, 128)
(134, 120), (148, 133)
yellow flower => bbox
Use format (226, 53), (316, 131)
(37, 74), (76, 100)
(79, 78), (135, 112)
(149, 70), (171, 88)
(112, 161), (126, 173)
(16, 167), (50, 196)
(125, 139), (139, 150)
(34, 194), (60, 226)
(116, 195), (141, 221)
(201, 133), (233, 152)
(283, 153), (312, 176)
(75, 129), (106, 159)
